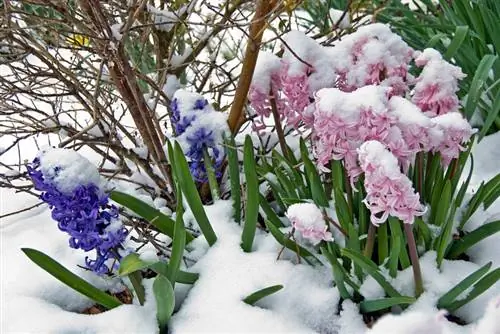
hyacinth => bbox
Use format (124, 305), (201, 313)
(412, 48), (466, 117)
(313, 85), (416, 182)
(431, 112), (476, 166)
(329, 23), (414, 95)
(26, 149), (127, 274)
(171, 89), (228, 182)
(358, 141), (426, 225)
(286, 203), (333, 245)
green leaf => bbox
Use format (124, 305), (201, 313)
(119, 253), (199, 285)
(321, 247), (352, 299)
(259, 194), (284, 227)
(433, 180), (452, 226)
(119, 253), (151, 276)
(241, 136), (259, 252)
(174, 142), (217, 246)
(389, 217), (410, 269)
(300, 138), (328, 206)
(225, 135), (241, 223)
(22, 248), (122, 310)
(464, 55), (498, 119)
(447, 221), (500, 259)
(243, 285), (284, 305)
(333, 187), (352, 231)
(360, 296), (416, 313)
(128, 271), (145, 305)
(341, 248), (402, 298)
(378, 223), (389, 264)
(446, 267), (500, 312)
(264, 220), (323, 266)
(153, 275), (175, 332)
(437, 261), (492, 309)
(110, 191), (194, 243)
(167, 189), (186, 287)
(444, 26), (469, 60)
(388, 236), (401, 278)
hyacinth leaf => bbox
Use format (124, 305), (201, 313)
(241, 135), (259, 253)
(479, 91), (500, 140)
(436, 202), (459, 267)
(129, 271), (146, 306)
(432, 180), (451, 226)
(119, 253), (151, 276)
(357, 184), (369, 240)
(110, 191), (194, 243)
(300, 138), (328, 206)
(153, 275), (175, 332)
(341, 248), (402, 298)
(464, 55), (498, 120)
(444, 26), (469, 60)
(454, 154), (474, 209)
(118, 253), (199, 284)
(22, 248), (122, 310)
(415, 217), (432, 251)
(378, 223), (389, 264)
(174, 142), (217, 246)
(259, 194), (284, 228)
(333, 187), (352, 231)
(425, 152), (442, 204)
(446, 221), (500, 259)
(388, 235), (401, 278)
(274, 168), (299, 200)
(346, 224), (363, 280)
(360, 296), (416, 313)
(460, 174), (500, 228)
(264, 220), (323, 266)
(272, 149), (308, 199)
(449, 141), (474, 196)
(445, 267), (500, 312)
(437, 261), (492, 309)
(321, 246), (352, 299)
(202, 148), (220, 200)
(243, 285), (284, 305)
(331, 159), (345, 193)
(225, 135), (241, 223)
(167, 188), (186, 287)
(388, 217), (410, 269)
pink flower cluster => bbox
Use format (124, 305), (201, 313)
(248, 24), (467, 139)
(329, 24), (414, 95)
(412, 49), (466, 116)
(313, 85), (475, 181)
(358, 141), (426, 225)
(286, 203), (333, 245)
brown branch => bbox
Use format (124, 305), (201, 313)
(227, 0), (278, 134)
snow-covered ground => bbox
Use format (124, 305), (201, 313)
(1, 133), (500, 333)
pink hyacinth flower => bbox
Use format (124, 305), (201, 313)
(286, 203), (333, 245)
(430, 112), (476, 166)
(358, 141), (426, 225)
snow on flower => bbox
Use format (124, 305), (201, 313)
(358, 141), (426, 225)
(412, 48), (466, 116)
(26, 148), (127, 274)
(171, 89), (229, 182)
(328, 23), (414, 95)
(430, 112), (476, 166)
(286, 203), (333, 245)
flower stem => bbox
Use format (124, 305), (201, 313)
(363, 223), (376, 258)
(269, 88), (291, 160)
(203, 148), (220, 200)
(416, 152), (424, 199)
(404, 223), (423, 297)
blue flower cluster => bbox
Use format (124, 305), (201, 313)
(171, 97), (224, 182)
(27, 157), (128, 275)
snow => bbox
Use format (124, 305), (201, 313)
(35, 148), (102, 194)
(1, 135), (500, 333)
(329, 9), (350, 29)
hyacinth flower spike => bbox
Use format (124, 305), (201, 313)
(27, 148), (128, 275)
(358, 140), (425, 296)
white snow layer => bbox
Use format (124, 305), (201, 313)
(1, 133), (500, 333)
